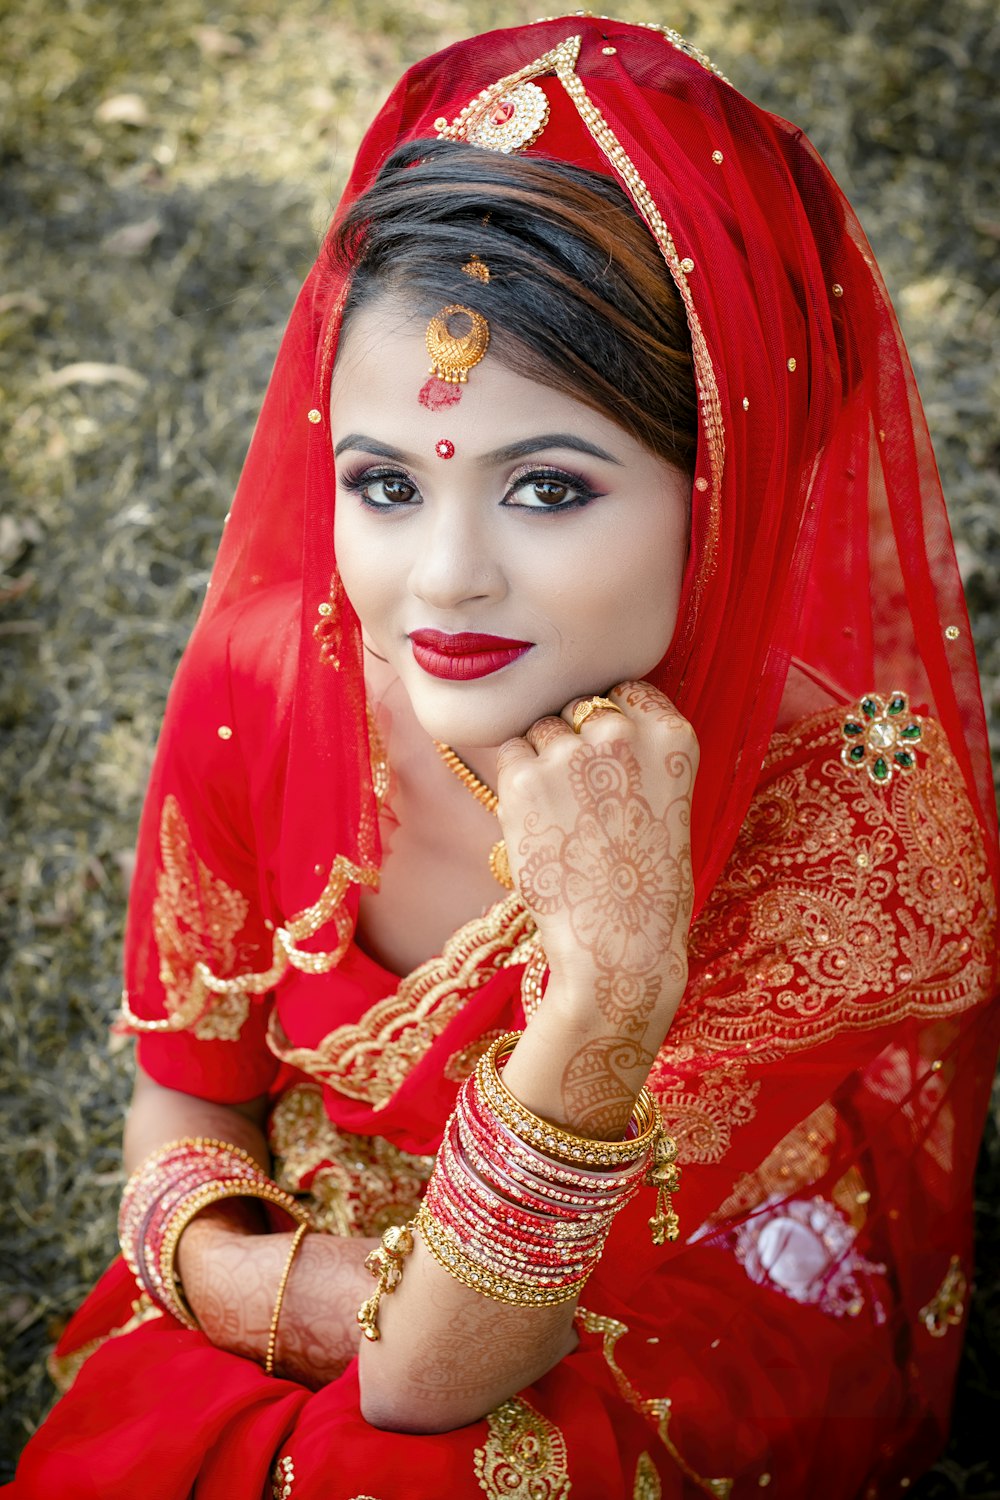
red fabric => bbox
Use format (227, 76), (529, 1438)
(9, 16), (999, 1500)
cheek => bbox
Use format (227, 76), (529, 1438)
(544, 509), (684, 665)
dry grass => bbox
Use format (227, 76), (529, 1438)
(2, 0), (998, 1487)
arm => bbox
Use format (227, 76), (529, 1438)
(125, 1065), (376, 1386)
(359, 681), (696, 1430)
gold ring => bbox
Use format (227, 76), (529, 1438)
(570, 696), (625, 733)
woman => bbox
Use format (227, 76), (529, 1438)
(9, 15), (998, 1498)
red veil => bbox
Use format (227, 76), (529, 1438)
(11, 16), (999, 1500)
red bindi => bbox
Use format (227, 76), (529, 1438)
(435, 438), (455, 460)
(419, 377), (462, 412)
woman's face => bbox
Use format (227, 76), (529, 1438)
(331, 295), (691, 748)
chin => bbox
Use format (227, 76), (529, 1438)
(402, 673), (557, 748)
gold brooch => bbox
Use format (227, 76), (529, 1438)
(841, 692), (923, 784)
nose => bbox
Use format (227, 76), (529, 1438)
(407, 502), (506, 611)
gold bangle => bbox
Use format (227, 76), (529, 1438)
(415, 1207), (591, 1307)
(160, 1180), (313, 1331)
(265, 1222), (310, 1376)
(478, 1033), (661, 1167)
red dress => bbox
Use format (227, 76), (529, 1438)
(11, 590), (997, 1498)
(8, 16), (999, 1499)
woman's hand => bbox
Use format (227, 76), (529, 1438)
(496, 681), (698, 1132)
(177, 1208), (377, 1388)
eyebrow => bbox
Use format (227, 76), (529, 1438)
(332, 432), (622, 466)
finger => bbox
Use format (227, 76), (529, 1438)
(561, 694), (629, 735)
(524, 715), (575, 754)
(495, 735), (537, 780)
(609, 680), (688, 727)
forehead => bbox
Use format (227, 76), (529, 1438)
(330, 295), (621, 450)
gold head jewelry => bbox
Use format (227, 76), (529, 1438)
(425, 305), (490, 384)
(570, 696), (625, 732)
(433, 741), (512, 889)
(461, 255), (491, 283)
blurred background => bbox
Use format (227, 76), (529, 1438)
(1, 0), (998, 1486)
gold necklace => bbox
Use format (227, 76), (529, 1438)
(432, 741), (513, 890)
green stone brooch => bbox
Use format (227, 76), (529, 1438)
(841, 692), (922, 785)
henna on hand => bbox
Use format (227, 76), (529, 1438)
(560, 1034), (656, 1138)
(177, 1211), (377, 1388)
(516, 738), (693, 988)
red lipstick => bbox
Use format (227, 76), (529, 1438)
(409, 629), (533, 681)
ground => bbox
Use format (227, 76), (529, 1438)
(1, 0), (998, 1487)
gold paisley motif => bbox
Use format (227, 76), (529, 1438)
(269, 1083), (433, 1235)
(267, 895), (536, 1105)
(473, 1396), (571, 1500)
(576, 1308), (732, 1498)
(633, 1453), (662, 1500)
(650, 710), (995, 1162)
(151, 794), (251, 1040)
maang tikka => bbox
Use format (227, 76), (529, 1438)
(425, 304), (490, 384)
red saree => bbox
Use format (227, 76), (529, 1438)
(9, 15), (999, 1500)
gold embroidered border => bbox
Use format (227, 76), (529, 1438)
(267, 895), (536, 1106)
(576, 1307), (732, 1498)
(528, 15), (730, 82)
(119, 832), (378, 1036)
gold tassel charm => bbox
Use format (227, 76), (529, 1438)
(647, 1132), (681, 1245)
(356, 1222), (416, 1341)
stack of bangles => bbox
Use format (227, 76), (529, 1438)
(118, 1137), (313, 1370)
(358, 1031), (680, 1339)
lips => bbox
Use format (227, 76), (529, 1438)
(408, 629), (533, 681)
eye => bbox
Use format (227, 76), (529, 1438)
(503, 468), (600, 511)
(341, 466), (420, 509)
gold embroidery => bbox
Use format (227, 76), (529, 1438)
(443, 1029), (507, 1083)
(651, 712), (995, 1163)
(711, 1102), (871, 1232)
(267, 894), (535, 1105)
(151, 795), (251, 1041)
(576, 1307), (732, 1498)
(520, 934), (548, 1018)
(269, 1083), (433, 1236)
(272, 1455), (295, 1499)
(651, 1057), (760, 1165)
(633, 1453), (662, 1500)
(919, 1255), (967, 1337)
(473, 1396), (571, 1499)
(118, 794), (378, 1037)
(47, 1294), (163, 1394)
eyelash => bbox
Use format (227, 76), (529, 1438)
(339, 464), (602, 514)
